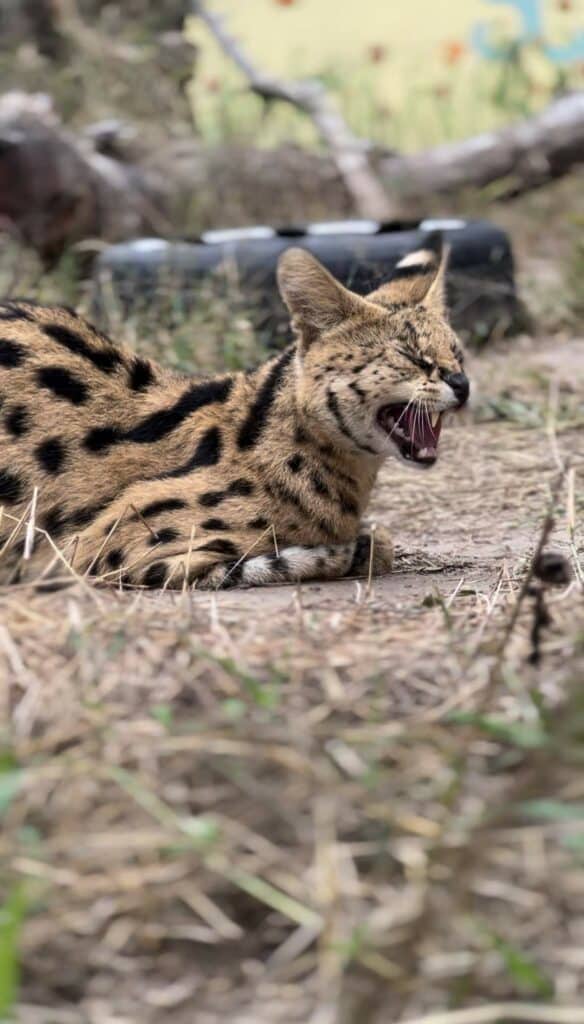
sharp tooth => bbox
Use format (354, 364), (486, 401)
(431, 411), (440, 428)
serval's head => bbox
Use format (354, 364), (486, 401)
(277, 239), (469, 467)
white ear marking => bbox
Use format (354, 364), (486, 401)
(396, 249), (436, 269)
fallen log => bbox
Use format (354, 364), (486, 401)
(1, 90), (583, 264)
(379, 92), (584, 201)
(0, 92), (169, 264)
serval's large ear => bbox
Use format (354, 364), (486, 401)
(277, 248), (372, 351)
(367, 233), (450, 316)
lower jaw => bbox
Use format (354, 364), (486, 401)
(397, 453), (436, 469)
(399, 446), (437, 466)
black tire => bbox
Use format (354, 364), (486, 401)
(93, 218), (522, 347)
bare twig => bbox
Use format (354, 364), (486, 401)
(192, 0), (396, 220)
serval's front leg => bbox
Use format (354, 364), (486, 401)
(198, 541), (357, 589)
(200, 524), (393, 590)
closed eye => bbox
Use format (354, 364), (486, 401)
(397, 347), (434, 374)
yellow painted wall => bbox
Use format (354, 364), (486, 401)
(187, 0), (583, 148)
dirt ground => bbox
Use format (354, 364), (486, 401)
(2, 329), (584, 1024)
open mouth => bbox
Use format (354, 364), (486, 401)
(376, 403), (443, 465)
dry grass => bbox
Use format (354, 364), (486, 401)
(1, 330), (583, 1023)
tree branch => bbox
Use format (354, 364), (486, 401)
(192, 0), (397, 221)
(379, 92), (584, 201)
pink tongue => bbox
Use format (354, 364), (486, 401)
(403, 407), (441, 450)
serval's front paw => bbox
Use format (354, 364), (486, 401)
(348, 523), (394, 578)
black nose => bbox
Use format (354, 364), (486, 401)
(445, 372), (469, 407)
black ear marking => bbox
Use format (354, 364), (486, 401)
(420, 230), (444, 257)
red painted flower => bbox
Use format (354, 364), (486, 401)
(442, 40), (466, 65)
(367, 44), (388, 64)
(557, 0), (573, 10)
(274, 0), (297, 6)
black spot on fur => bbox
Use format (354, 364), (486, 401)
(38, 365), (89, 405)
(198, 490), (226, 508)
(35, 579), (72, 594)
(294, 426), (308, 444)
(150, 527), (179, 546)
(84, 425), (122, 452)
(141, 497), (188, 518)
(128, 357), (155, 392)
(126, 378), (232, 444)
(248, 516), (269, 530)
(106, 548), (124, 569)
(142, 562), (168, 588)
(269, 480), (333, 537)
(229, 478), (254, 497)
(36, 437), (66, 475)
(44, 323), (122, 373)
(201, 518), (229, 531)
(311, 471), (330, 497)
(339, 492), (359, 517)
(217, 559), (244, 588)
(198, 539), (239, 557)
(162, 426), (222, 478)
(5, 405), (29, 436)
(198, 478), (254, 508)
(70, 502), (109, 528)
(352, 363), (367, 374)
(270, 555), (288, 573)
(0, 468), (23, 503)
(0, 339), (26, 368)
(287, 453), (303, 473)
(43, 507), (67, 537)
(237, 347), (295, 449)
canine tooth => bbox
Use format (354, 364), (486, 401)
(431, 411), (440, 428)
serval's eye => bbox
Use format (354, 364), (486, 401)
(399, 347), (434, 374)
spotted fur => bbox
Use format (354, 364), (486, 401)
(0, 242), (468, 589)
